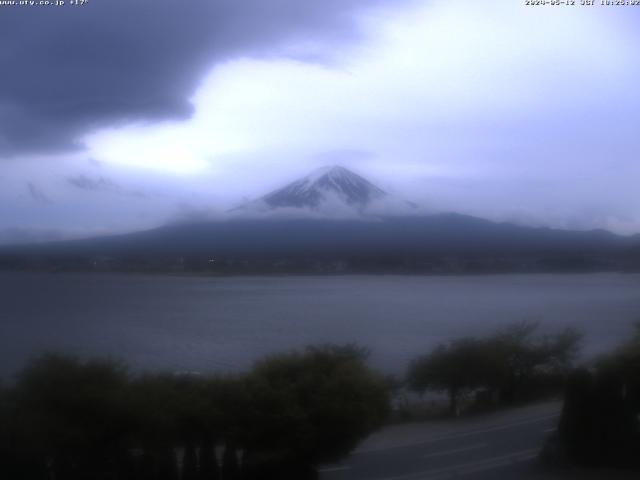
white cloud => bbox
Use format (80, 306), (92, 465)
(5, 0), (640, 235)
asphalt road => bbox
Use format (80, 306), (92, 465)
(319, 401), (562, 480)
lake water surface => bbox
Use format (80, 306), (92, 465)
(1, 272), (639, 378)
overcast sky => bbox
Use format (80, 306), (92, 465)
(1, 0), (639, 243)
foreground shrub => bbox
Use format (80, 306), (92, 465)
(554, 324), (640, 469)
(242, 344), (389, 472)
(0, 345), (390, 480)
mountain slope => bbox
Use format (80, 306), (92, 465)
(2, 165), (639, 273)
(2, 214), (638, 273)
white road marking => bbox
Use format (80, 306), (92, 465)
(356, 413), (559, 454)
(452, 449), (539, 478)
(318, 466), (351, 473)
(421, 443), (487, 459)
(375, 448), (539, 480)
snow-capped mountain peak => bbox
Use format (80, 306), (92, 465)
(230, 165), (419, 218)
(260, 165), (386, 209)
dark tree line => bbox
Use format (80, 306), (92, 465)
(407, 322), (582, 416)
(5, 323), (636, 477)
(553, 323), (640, 469)
(404, 320), (640, 470)
(0, 345), (389, 480)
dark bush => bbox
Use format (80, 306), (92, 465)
(556, 324), (640, 469)
(241, 344), (389, 471)
(0, 345), (389, 479)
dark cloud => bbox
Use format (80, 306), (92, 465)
(67, 174), (118, 191)
(0, 0), (397, 158)
(26, 182), (51, 204)
(67, 174), (147, 197)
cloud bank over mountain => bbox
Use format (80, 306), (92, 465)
(1, 0), (640, 242)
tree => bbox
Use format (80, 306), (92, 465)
(0, 382), (47, 479)
(487, 322), (582, 403)
(407, 323), (583, 415)
(556, 321), (640, 468)
(240, 344), (389, 478)
(557, 367), (640, 468)
(12, 353), (132, 480)
(127, 372), (229, 480)
(598, 321), (640, 411)
(407, 338), (490, 416)
(1, 346), (391, 480)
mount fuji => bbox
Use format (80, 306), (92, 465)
(261, 165), (386, 208)
(234, 165), (415, 216)
(2, 165), (639, 274)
